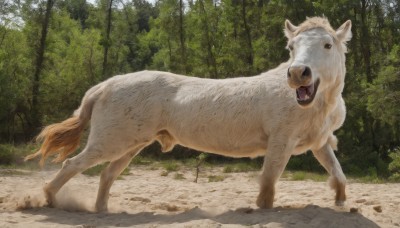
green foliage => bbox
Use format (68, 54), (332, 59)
(286, 152), (325, 172)
(197, 153), (208, 162)
(41, 12), (103, 122)
(0, 143), (40, 166)
(368, 45), (400, 127)
(388, 148), (400, 182)
(0, 28), (32, 140)
(0, 144), (16, 165)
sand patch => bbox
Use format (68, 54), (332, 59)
(0, 167), (399, 227)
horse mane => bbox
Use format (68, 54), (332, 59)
(294, 17), (336, 38)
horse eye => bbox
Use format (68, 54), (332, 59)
(324, 43), (332, 49)
(288, 45), (294, 51)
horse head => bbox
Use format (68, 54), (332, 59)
(284, 17), (352, 108)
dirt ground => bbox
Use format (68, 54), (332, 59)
(1, 166), (399, 228)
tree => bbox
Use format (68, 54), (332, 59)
(101, 0), (114, 78)
(30, 0), (55, 137)
(148, 0), (189, 73)
(368, 45), (400, 134)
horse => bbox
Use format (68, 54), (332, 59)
(26, 17), (352, 212)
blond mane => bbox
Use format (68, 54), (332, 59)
(294, 17), (337, 38)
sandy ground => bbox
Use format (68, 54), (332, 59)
(0, 166), (399, 228)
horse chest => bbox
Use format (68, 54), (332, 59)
(293, 117), (331, 154)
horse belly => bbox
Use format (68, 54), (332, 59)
(170, 126), (268, 158)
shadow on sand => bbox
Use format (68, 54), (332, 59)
(21, 204), (379, 228)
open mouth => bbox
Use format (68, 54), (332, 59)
(296, 79), (320, 106)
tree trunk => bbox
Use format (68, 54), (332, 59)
(360, 0), (372, 83)
(352, 6), (359, 77)
(102, 0), (113, 79)
(30, 0), (54, 137)
(0, 27), (7, 47)
(199, 0), (218, 78)
(241, 0), (253, 74)
(178, 0), (188, 73)
(360, 0), (379, 153)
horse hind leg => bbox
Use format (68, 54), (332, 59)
(43, 146), (105, 207)
(95, 144), (147, 212)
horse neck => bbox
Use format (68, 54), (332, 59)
(315, 72), (346, 116)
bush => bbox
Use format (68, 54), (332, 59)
(286, 152), (325, 173)
(0, 144), (16, 165)
(388, 147), (400, 182)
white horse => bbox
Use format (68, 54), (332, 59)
(26, 17), (352, 212)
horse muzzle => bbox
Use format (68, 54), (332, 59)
(287, 65), (320, 106)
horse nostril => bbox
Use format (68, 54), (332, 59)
(302, 66), (311, 78)
(287, 68), (291, 78)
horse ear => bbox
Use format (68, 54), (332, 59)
(284, 20), (298, 39)
(336, 20), (352, 42)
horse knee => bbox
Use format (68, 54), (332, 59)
(61, 158), (72, 169)
(61, 157), (91, 174)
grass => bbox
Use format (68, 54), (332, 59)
(222, 161), (261, 173)
(208, 175), (225, 182)
(82, 163), (131, 176)
(161, 160), (180, 172)
(174, 173), (185, 180)
(1, 143), (398, 184)
(157, 160), (181, 177)
(347, 174), (387, 184)
(223, 160), (261, 173)
(131, 155), (154, 166)
(287, 171), (328, 182)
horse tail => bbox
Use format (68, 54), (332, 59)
(25, 84), (104, 167)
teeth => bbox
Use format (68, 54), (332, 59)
(297, 94), (310, 101)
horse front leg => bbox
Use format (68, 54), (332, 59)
(257, 143), (291, 209)
(312, 139), (346, 206)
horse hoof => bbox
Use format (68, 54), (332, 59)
(335, 200), (345, 206)
(95, 206), (108, 213)
(43, 186), (55, 208)
(256, 196), (273, 209)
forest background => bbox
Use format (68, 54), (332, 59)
(0, 0), (399, 180)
